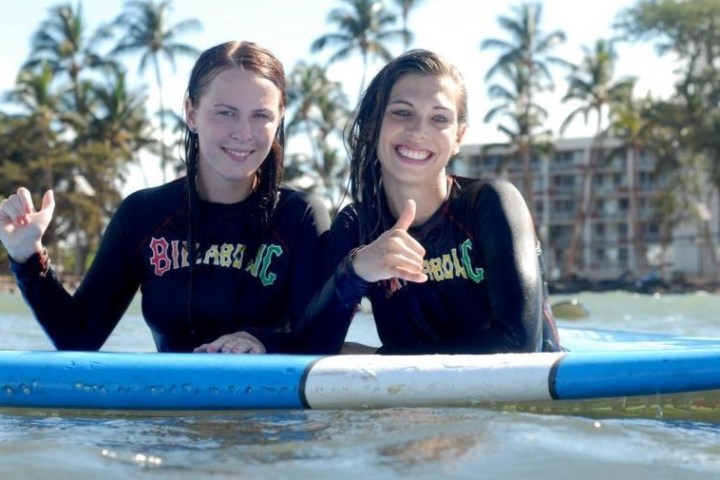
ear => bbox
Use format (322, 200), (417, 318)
(184, 96), (197, 132)
(452, 124), (467, 156)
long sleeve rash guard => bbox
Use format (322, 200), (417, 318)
(304, 176), (561, 355)
(9, 178), (330, 353)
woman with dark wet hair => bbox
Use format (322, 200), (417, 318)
(0, 41), (330, 354)
(305, 49), (561, 355)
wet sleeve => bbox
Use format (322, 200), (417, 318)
(9, 199), (142, 351)
(465, 180), (543, 353)
(293, 205), (371, 354)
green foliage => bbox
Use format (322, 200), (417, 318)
(0, 1), (197, 275)
(286, 62), (351, 214)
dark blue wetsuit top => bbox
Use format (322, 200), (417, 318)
(303, 175), (561, 355)
(9, 178), (330, 353)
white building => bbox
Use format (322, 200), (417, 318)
(456, 137), (720, 285)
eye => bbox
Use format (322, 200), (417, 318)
(433, 114), (450, 123)
(390, 108), (412, 118)
(254, 111), (273, 120)
(218, 109), (236, 117)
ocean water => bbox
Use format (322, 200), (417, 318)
(2, 290), (720, 479)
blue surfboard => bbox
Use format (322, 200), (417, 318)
(1, 326), (720, 410)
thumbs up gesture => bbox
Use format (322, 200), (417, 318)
(0, 187), (55, 263)
(351, 199), (428, 284)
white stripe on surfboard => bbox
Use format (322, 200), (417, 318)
(303, 352), (564, 408)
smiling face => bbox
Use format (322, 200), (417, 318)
(377, 73), (466, 191)
(185, 67), (284, 203)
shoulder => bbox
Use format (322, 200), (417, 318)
(277, 186), (324, 210)
(451, 175), (525, 208)
(333, 203), (360, 227)
(452, 175), (519, 196)
(102, 179), (186, 242)
(120, 177), (186, 212)
(275, 186), (330, 228)
(276, 186), (328, 216)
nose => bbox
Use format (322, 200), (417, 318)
(406, 115), (427, 138)
(230, 117), (252, 141)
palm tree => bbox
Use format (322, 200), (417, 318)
(23, 2), (113, 115)
(83, 65), (155, 181)
(483, 59), (556, 251)
(484, 59), (552, 216)
(391, 0), (422, 50)
(560, 39), (635, 278)
(312, 0), (409, 95)
(5, 63), (71, 191)
(608, 95), (655, 276)
(481, 2), (567, 213)
(110, 0), (201, 182)
(286, 62), (351, 214)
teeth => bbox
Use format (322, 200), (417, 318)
(397, 146), (430, 160)
(225, 147), (251, 157)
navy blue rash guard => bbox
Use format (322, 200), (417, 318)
(9, 178), (330, 353)
(303, 175), (562, 355)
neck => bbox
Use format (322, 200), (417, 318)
(383, 175), (449, 225)
(195, 171), (256, 204)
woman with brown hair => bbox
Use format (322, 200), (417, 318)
(0, 41), (330, 354)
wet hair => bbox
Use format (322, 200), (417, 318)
(182, 41), (286, 328)
(345, 49), (468, 244)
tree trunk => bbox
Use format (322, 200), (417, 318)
(564, 136), (602, 280)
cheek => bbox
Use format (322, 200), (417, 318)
(444, 128), (460, 151)
(378, 122), (395, 147)
(376, 133), (393, 163)
(258, 122), (280, 143)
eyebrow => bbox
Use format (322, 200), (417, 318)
(388, 99), (453, 111)
(212, 103), (274, 113)
(212, 103), (237, 110)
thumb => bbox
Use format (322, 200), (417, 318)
(393, 199), (416, 231)
(41, 190), (55, 215)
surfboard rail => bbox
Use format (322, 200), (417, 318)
(3, 341), (720, 411)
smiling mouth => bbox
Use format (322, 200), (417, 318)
(223, 147), (253, 159)
(396, 145), (432, 161)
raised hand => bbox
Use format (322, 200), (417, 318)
(193, 331), (267, 354)
(0, 188), (55, 263)
(351, 199), (428, 284)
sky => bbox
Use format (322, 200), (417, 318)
(0, 0), (681, 191)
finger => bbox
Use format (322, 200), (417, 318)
(16, 187), (35, 215)
(41, 190), (55, 215)
(197, 339), (224, 353)
(221, 339), (266, 354)
(385, 254), (428, 283)
(388, 230), (426, 258)
(0, 197), (22, 224)
(393, 199), (416, 231)
(395, 267), (428, 283)
(221, 342), (252, 354)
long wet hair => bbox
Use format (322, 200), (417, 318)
(182, 41), (286, 329)
(345, 49), (468, 244)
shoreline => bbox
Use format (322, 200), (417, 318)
(2, 274), (718, 297)
(0, 275), (15, 294)
(0, 274), (82, 295)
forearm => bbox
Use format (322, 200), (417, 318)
(294, 255), (370, 354)
(10, 245), (137, 351)
(9, 251), (93, 349)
